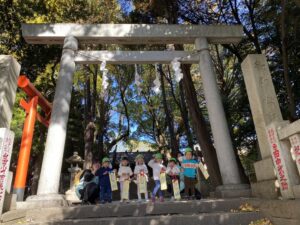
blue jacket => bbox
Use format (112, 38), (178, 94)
(182, 159), (198, 178)
(95, 167), (113, 187)
(75, 176), (99, 198)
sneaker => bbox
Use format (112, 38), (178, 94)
(100, 200), (106, 204)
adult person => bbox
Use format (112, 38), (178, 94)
(75, 161), (100, 204)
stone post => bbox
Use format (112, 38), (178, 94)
(0, 55), (20, 128)
(27, 36), (78, 206)
(0, 129), (15, 215)
(289, 134), (300, 198)
(289, 134), (300, 176)
(266, 122), (299, 198)
(65, 152), (83, 202)
(195, 38), (249, 197)
(241, 55), (282, 198)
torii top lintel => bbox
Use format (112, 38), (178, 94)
(21, 23), (244, 45)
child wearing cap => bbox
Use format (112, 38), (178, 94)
(181, 148), (198, 199)
(166, 158), (180, 200)
(134, 154), (149, 202)
(148, 153), (166, 202)
(118, 156), (133, 202)
(95, 157), (114, 204)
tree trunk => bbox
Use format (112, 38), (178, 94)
(179, 81), (194, 148)
(181, 64), (222, 188)
(281, 0), (296, 121)
(30, 124), (46, 195)
(159, 65), (179, 156)
(83, 122), (95, 169)
(85, 71), (92, 121)
(83, 69), (95, 169)
(98, 96), (106, 159)
(92, 65), (97, 119)
(30, 151), (43, 195)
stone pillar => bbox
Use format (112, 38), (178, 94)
(195, 38), (249, 197)
(241, 54), (282, 198)
(266, 122), (300, 199)
(0, 55), (21, 128)
(27, 36), (78, 205)
(289, 134), (300, 176)
(0, 129), (15, 215)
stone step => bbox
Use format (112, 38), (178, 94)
(2, 198), (251, 222)
(27, 212), (263, 225)
(1, 198), (264, 225)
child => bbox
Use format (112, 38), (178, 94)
(118, 156), (133, 202)
(148, 153), (166, 202)
(181, 148), (198, 199)
(95, 157), (113, 204)
(166, 158), (180, 200)
(134, 154), (149, 202)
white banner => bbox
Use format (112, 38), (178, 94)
(0, 128), (14, 215)
(160, 172), (167, 190)
(109, 171), (118, 191)
(198, 162), (209, 180)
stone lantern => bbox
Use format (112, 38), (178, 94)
(65, 152), (84, 202)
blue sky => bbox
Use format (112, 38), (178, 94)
(118, 0), (134, 15)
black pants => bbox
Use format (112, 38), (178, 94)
(82, 182), (99, 204)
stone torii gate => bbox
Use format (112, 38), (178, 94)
(21, 23), (248, 206)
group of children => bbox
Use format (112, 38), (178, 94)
(77, 147), (200, 204)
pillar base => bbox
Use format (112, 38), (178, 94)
(17, 194), (68, 210)
(251, 179), (279, 199)
(13, 188), (25, 202)
(65, 189), (80, 203)
(215, 184), (251, 198)
(293, 185), (300, 199)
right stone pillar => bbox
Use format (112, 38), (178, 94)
(241, 54), (282, 198)
(195, 38), (250, 197)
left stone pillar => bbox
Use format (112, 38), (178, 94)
(27, 36), (78, 207)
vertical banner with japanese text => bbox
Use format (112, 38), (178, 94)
(266, 124), (294, 198)
(138, 174), (147, 194)
(0, 128), (14, 215)
(160, 172), (167, 190)
(109, 171), (118, 191)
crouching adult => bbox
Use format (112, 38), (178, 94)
(75, 167), (99, 204)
